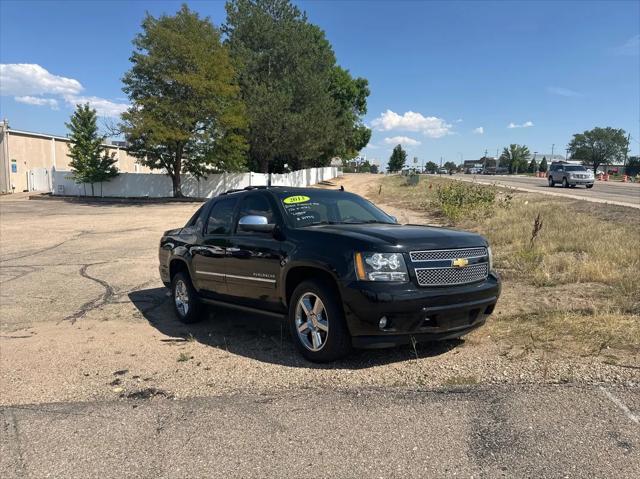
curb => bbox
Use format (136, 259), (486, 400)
(28, 194), (205, 204)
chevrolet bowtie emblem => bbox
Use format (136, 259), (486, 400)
(452, 258), (469, 268)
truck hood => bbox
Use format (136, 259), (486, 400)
(306, 223), (487, 250)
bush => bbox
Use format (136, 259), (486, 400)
(434, 182), (499, 220)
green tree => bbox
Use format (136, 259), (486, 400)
(121, 5), (248, 197)
(568, 127), (627, 174)
(443, 161), (457, 173)
(499, 144), (530, 174)
(425, 161), (438, 173)
(527, 158), (537, 173)
(538, 156), (548, 173)
(223, 0), (369, 173)
(66, 103), (119, 196)
(387, 144), (407, 172)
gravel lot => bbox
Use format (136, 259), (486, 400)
(1, 180), (638, 477)
(1, 181), (639, 405)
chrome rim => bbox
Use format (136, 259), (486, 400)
(295, 292), (329, 352)
(174, 279), (189, 317)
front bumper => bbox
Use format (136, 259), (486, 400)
(568, 178), (594, 185)
(340, 273), (500, 348)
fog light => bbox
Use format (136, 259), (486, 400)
(379, 316), (388, 330)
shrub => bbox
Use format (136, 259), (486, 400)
(434, 182), (498, 220)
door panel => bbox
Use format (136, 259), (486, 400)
(224, 193), (284, 311)
(191, 196), (238, 297)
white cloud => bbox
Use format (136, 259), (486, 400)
(63, 95), (128, 117)
(454, 118), (463, 123)
(0, 63), (82, 96)
(15, 95), (59, 109)
(363, 143), (379, 149)
(383, 136), (422, 146)
(472, 127), (484, 135)
(507, 121), (534, 129)
(612, 34), (639, 56)
(371, 110), (452, 138)
(547, 86), (581, 97)
(0, 63), (128, 117)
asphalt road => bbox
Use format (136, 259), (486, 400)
(452, 174), (640, 208)
(1, 385), (639, 478)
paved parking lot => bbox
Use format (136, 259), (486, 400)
(1, 194), (638, 477)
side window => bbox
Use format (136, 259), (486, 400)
(182, 205), (205, 234)
(206, 197), (238, 235)
(237, 195), (276, 232)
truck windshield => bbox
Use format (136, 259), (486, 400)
(565, 165), (587, 171)
(277, 191), (396, 227)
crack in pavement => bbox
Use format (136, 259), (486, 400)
(63, 262), (114, 324)
(0, 231), (91, 264)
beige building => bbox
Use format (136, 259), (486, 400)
(0, 121), (151, 194)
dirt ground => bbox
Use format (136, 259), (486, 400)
(0, 176), (638, 406)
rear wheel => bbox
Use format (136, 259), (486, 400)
(288, 279), (352, 362)
(586, 184), (594, 189)
(562, 177), (569, 188)
(548, 176), (555, 187)
(171, 271), (203, 324)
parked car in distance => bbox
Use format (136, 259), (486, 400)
(159, 186), (501, 362)
(548, 162), (594, 188)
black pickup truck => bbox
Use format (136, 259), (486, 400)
(159, 186), (500, 362)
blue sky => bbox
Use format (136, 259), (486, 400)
(1, 0), (638, 168)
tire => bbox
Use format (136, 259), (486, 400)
(548, 176), (555, 187)
(586, 184), (594, 189)
(562, 177), (569, 188)
(288, 279), (352, 362)
(171, 271), (203, 324)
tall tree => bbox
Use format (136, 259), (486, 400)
(425, 161), (438, 173)
(387, 144), (407, 172)
(121, 5), (248, 197)
(499, 144), (530, 174)
(223, 0), (369, 173)
(568, 127), (627, 174)
(528, 158), (537, 173)
(443, 161), (457, 172)
(539, 156), (548, 172)
(66, 103), (119, 196)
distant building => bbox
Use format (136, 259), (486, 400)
(0, 121), (151, 194)
(464, 156), (497, 170)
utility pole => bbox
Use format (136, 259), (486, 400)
(565, 146), (570, 161)
(551, 143), (554, 161)
(624, 133), (631, 166)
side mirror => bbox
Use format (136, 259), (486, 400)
(390, 215), (398, 223)
(238, 215), (275, 233)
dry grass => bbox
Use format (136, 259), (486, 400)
(376, 175), (640, 354)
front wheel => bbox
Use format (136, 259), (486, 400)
(288, 279), (352, 362)
(562, 177), (569, 188)
(548, 176), (555, 187)
(171, 271), (203, 324)
(586, 184), (594, 189)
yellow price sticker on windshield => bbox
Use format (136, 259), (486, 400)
(283, 195), (310, 205)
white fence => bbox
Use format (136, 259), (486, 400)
(51, 166), (340, 198)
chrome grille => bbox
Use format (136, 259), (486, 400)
(415, 263), (488, 287)
(410, 247), (487, 262)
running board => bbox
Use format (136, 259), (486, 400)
(200, 298), (286, 319)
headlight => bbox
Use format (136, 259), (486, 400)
(355, 252), (408, 282)
(487, 246), (493, 272)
